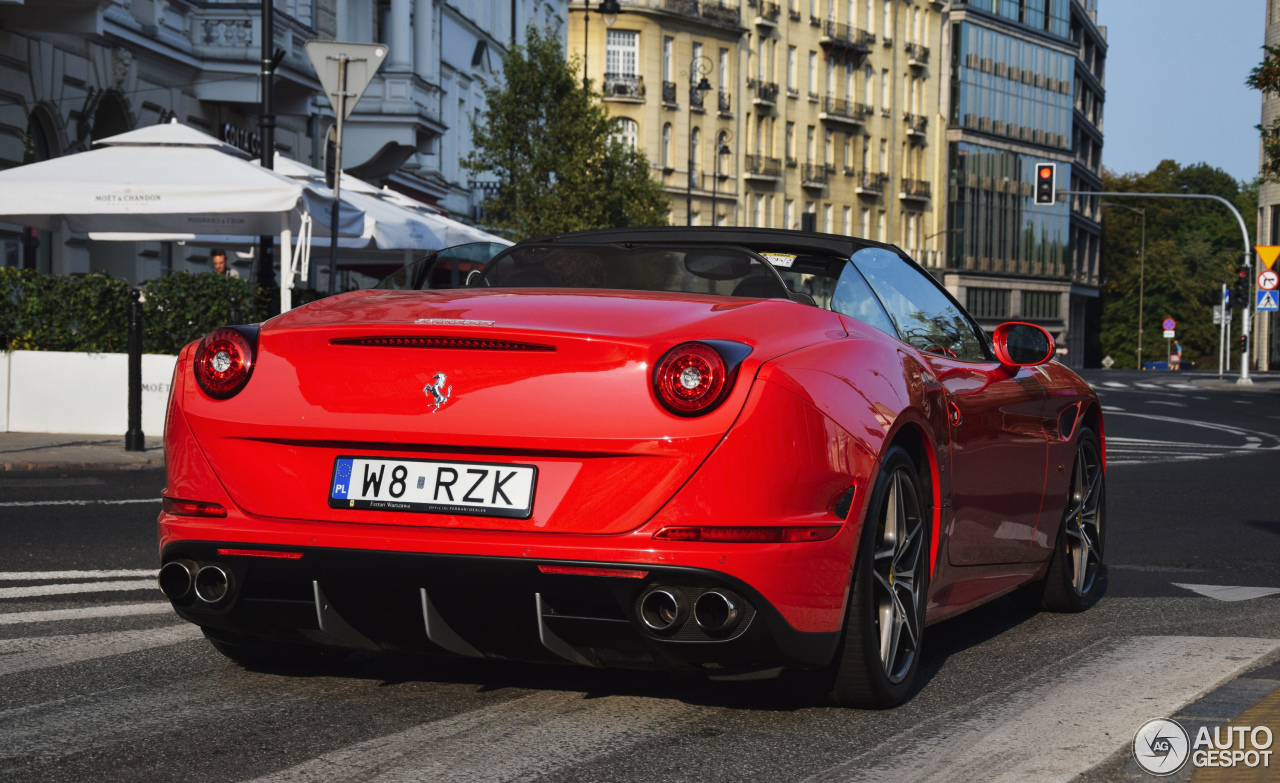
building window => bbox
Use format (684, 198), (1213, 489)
(661, 123), (673, 168)
(861, 207), (871, 237)
(766, 195), (775, 227)
(1022, 290), (1061, 320)
(787, 46), (798, 92)
(607, 30), (639, 77)
(785, 121), (796, 161)
(966, 288), (1010, 319)
(843, 205), (853, 235)
(877, 210), (886, 242)
(824, 130), (833, 166)
(662, 36), (673, 82)
(866, 0), (874, 34)
(784, 199), (795, 230)
(612, 117), (639, 149)
(865, 66), (875, 110)
(753, 194), (765, 226)
(882, 0), (891, 42)
(826, 60), (835, 96)
(881, 69), (890, 110)
(806, 125), (816, 162)
(809, 51), (818, 96)
(823, 203), (834, 233)
(718, 48), (730, 90)
(690, 126), (701, 180)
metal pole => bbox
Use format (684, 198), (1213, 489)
(712, 149), (718, 226)
(583, 0), (590, 90)
(1219, 283), (1228, 379)
(125, 289), (144, 452)
(1137, 212), (1145, 369)
(258, 0), (277, 314)
(1071, 190), (1253, 383)
(327, 57), (348, 296)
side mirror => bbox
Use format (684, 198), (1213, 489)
(992, 322), (1055, 367)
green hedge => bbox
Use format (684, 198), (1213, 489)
(0, 268), (268, 355)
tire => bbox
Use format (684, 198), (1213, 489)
(1039, 426), (1106, 613)
(822, 446), (931, 708)
(202, 628), (350, 669)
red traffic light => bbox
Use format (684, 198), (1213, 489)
(1038, 166), (1053, 179)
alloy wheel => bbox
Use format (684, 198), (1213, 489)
(871, 469), (925, 684)
(1064, 438), (1104, 596)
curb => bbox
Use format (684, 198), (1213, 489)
(0, 459), (164, 471)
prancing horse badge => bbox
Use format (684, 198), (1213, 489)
(424, 372), (452, 412)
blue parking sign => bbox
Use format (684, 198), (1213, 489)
(1259, 290), (1280, 311)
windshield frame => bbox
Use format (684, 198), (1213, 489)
(475, 241), (793, 300)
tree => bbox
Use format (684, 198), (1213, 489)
(1099, 161), (1256, 369)
(464, 28), (669, 239)
(1248, 45), (1280, 181)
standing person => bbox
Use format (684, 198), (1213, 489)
(1170, 341), (1182, 371)
(210, 249), (240, 278)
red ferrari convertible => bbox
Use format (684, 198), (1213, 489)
(158, 228), (1105, 707)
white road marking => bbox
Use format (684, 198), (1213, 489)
(0, 624), (201, 676)
(806, 636), (1280, 783)
(1101, 405), (1125, 412)
(1146, 400), (1185, 407)
(0, 569), (156, 581)
(1102, 412), (1280, 466)
(1101, 382), (1128, 388)
(1168, 383), (1199, 390)
(247, 690), (696, 783)
(0, 580), (157, 599)
(1172, 584), (1280, 602)
(1134, 382), (1163, 389)
(0, 602), (171, 626)
(0, 498), (160, 508)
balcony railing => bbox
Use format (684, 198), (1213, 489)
(857, 171), (888, 193)
(905, 42), (930, 65)
(821, 96), (870, 124)
(662, 81), (677, 104)
(718, 90), (732, 114)
(904, 114), (928, 135)
(744, 154), (782, 179)
(661, 0), (699, 14)
(754, 0), (780, 24)
(749, 79), (779, 105)
(690, 87), (706, 110)
(822, 20), (873, 53)
(788, 7), (801, 20)
(603, 73), (645, 100)
(660, 0), (742, 25)
(801, 163), (828, 187)
(900, 178), (932, 199)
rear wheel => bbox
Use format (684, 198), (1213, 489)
(1040, 427), (1106, 612)
(202, 628), (350, 669)
(822, 446), (929, 708)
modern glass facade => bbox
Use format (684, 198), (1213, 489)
(957, 0), (1071, 39)
(946, 142), (1070, 277)
(949, 23), (1074, 149)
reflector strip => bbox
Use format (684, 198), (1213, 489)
(537, 565), (649, 579)
(653, 526), (842, 543)
(332, 336), (554, 351)
(215, 548), (304, 560)
(161, 497), (227, 518)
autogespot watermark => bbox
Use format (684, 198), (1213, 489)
(1132, 718), (1274, 776)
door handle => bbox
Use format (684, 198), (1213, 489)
(947, 401), (963, 427)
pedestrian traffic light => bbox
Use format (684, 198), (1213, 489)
(1034, 163), (1056, 205)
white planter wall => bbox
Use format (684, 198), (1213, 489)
(5, 351), (178, 436)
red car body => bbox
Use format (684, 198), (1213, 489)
(159, 228), (1102, 682)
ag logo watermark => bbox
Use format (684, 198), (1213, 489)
(1133, 718), (1274, 775)
(1133, 718), (1189, 775)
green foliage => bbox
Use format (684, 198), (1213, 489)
(1247, 45), (1280, 181)
(1099, 161), (1256, 369)
(0, 268), (263, 355)
(141, 272), (266, 354)
(463, 26), (670, 238)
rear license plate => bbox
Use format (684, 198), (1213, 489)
(328, 456), (537, 519)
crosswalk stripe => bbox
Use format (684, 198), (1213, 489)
(0, 580), (157, 599)
(0, 569), (156, 581)
(0, 602), (172, 626)
(804, 636), (1280, 783)
(246, 690), (696, 783)
(0, 625), (202, 677)
(1173, 584), (1280, 602)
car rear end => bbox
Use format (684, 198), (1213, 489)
(159, 287), (876, 674)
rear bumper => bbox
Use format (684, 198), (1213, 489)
(162, 541), (841, 671)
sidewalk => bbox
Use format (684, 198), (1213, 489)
(0, 432), (164, 471)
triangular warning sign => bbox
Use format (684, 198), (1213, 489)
(1256, 245), (1280, 270)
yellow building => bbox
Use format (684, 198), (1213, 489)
(569, 0), (945, 268)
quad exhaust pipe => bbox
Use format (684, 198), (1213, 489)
(159, 560), (234, 606)
(638, 587), (688, 633)
(638, 586), (744, 635)
(693, 589), (742, 634)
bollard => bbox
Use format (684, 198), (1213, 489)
(229, 294), (243, 326)
(124, 288), (145, 452)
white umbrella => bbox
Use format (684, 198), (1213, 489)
(0, 120), (303, 237)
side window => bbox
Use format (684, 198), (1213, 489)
(830, 262), (897, 337)
(850, 247), (988, 360)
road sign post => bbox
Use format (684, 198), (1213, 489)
(304, 41), (389, 298)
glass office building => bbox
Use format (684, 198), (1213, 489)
(941, 0), (1104, 368)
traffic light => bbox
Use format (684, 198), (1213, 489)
(1034, 163), (1056, 205)
(1232, 266), (1250, 306)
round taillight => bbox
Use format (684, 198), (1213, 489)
(654, 342), (727, 415)
(194, 327), (254, 399)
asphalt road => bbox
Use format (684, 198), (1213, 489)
(3, 372), (1280, 782)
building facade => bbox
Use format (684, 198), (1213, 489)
(570, 0), (947, 265)
(0, 0), (565, 283)
(938, 0), (1104, 368)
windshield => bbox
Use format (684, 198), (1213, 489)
(477, 243), (791, 299)
(375, 242), (509, 290)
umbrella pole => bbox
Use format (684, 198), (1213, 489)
(328, 56), (348, 296)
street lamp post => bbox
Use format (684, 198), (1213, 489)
(685, 56), (712, 226)
(582, 0), (622, 90)
(1101, 202), (1145, 369)
(712, 134), (731, 226)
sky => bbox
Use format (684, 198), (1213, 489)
(1101, 0), (1265, 183)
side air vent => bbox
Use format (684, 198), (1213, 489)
(331, 336), (555, 351)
